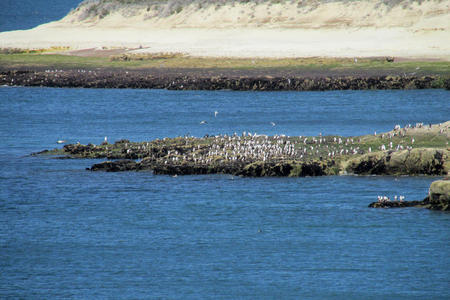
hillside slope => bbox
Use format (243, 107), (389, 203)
(64, 0), (449, 30)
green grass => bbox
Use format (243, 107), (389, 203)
(0, 53), (113, 69)
(1, 53), (449, 75)
(334, 60), (450, 75)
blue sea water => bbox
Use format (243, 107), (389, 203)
(0, 0), (83, 32)
(0, 87), (449, 299)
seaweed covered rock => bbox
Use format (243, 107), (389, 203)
(152, 162), (213, 175)
(368, 200), (423, 208)
(89, 159), (138, 172)
(345, 148), (449, 175)
(288, 161), (332, 176)
(1, 70), (446, 91)
(344, 152), (387, 175)
(238, 161), (294, 177)
(429, 179), (450, 201)
(444, 78), (450, 90)
(235, 160), (330, 177)
(422, 179), (450, 210)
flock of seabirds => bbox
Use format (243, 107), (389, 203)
(173, 120), (436, 161)
(377, 195), (406, 203)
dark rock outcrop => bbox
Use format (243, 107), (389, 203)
(444, 78), (450, 90)
(369, 200), (423, 208)
(236, 160), (331, 177)
(0, 70), (446, 91)
(86, 158), (333, 177)
(89, 159), (138, 172)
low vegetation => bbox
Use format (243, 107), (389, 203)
(1, 52), (449, 77)
(110, 52), (184, 61)
(0, 46), (70, 55)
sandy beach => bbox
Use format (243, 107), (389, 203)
(1, 26), (449, 59)
(0, 0), (449, 59)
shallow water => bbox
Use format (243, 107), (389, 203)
(0, 87), (449, 298)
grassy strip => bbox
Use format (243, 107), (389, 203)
(1, 53), (449, 75)
(0, 46), (71, 55)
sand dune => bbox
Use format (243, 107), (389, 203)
(1, 0), (449, 59)
(62, 0), (450, 31)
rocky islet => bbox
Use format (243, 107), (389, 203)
(36, 122), (449, 177)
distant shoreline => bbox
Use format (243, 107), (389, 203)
(1, 67), (449, 91)
(1, 51), (449, 91)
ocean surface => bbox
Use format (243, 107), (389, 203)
(0, 0), (83, 32)
(0, 87), (449, 299)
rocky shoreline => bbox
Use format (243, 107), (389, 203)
(34, 123), (450, 210)
(1, 69), (449, 91)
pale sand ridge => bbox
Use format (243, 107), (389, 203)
(1, 0), (449, 59)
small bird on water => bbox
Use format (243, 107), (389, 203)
(200, 120), (207, 124)
(214, 111), (218, 117)
(56, 140), (66, 144)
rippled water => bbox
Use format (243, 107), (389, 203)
(1, 0), (82, 32)
(1, 87), (449, 299)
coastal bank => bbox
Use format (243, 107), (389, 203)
(1, 69), (449, 91)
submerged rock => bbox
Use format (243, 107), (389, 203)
(368, 200), (423, 208)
